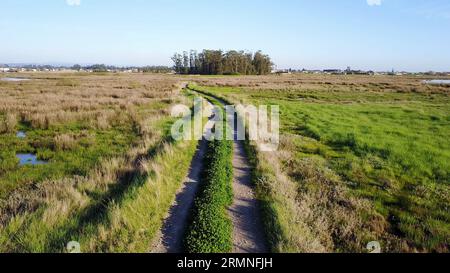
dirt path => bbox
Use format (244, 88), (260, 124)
(227, 118), (268, 253)
(151, 139), (207, 253)
(152, 101), (214, 253)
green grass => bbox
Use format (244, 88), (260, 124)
(194, 84), (450, 252)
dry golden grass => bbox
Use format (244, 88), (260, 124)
(0, 113), (17, 133)
(54, 134), (78, 151)
(0, 73), (181, 131)
(195, 73), (450, 94)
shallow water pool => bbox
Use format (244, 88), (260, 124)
(423, 79), (450, 85)
(1, 77), (31, 82)
(16, 131), (27, 138)
(16, 154), (48, 166)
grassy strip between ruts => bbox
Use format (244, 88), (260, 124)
(184, 93), (234, 253)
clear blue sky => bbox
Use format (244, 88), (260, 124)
(1, 0), (449, 71)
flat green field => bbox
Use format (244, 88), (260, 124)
(195, 74), (449, 252)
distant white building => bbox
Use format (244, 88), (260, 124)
(0, 67), (10, 72)
(302, 69), (322, 74)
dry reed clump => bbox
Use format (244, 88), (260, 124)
(137, 158), (151, 176)
(0, 175), (90, 227)
(135, 117), (160, 139)
(96, 113), (111, 130)
(40, 178), (89, 226)
(54, 134), (78, 151)
(6, 113), (18, 133)
(0, 113), (18, 133)
(21, 112), (50, 129)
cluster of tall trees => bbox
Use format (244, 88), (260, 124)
(172, 50), (273, 75)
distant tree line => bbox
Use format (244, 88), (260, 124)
(141, 66), (173, 73)
(172, 50), (273, 75)
(71, 64), (172, 73)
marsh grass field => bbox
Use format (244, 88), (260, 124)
(194, 74), (450, 252)
(0, 72), (449, 253)
(0, 73), (200, 252)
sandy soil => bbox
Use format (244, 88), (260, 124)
(222, 96), (268, 253)
(228, 139), (268, 253)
